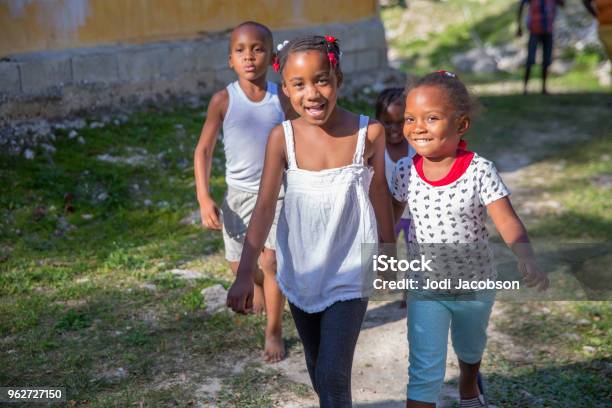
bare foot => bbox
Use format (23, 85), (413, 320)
(253, 284), (266, 314)
(263, 330), (285, 363)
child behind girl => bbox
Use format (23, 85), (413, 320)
(375, 88), (416, 306)
(391, 71), (549, 408)
(194, 21), (292, 363)
(227, 35), (395, 406)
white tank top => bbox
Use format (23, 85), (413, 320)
(222, 81), (284, 193)
(276, 115), (379, 312)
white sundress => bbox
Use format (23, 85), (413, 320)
(276, 115), (379, 313)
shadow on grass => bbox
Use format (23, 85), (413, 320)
(484, 359), (611, 408)
(0, 282), (276, 405)
(486, 300), (611, 407)
(528, 211), (612, 241)
(323, 357), (610, 407)
(466, 92), (611, 171)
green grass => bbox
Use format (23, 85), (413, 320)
(522, 137), (612, 240)
(473, 93), (608, 154)
(485, 302), (612, 408)
(0, 106), (297, 406)
(1, 91), (609, 406)
(382, 0), (518, 69)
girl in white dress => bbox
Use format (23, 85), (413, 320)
(227, 35), (395, 407)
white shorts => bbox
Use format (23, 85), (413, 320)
(221, 186), (283, 262)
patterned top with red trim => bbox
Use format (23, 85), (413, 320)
(391, 152), (510, 245)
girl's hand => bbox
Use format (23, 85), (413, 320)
(226, 275), (254, 314)
(199, 196), (222, 230)
(488, 197), (548, 291)
(518, 258), (549, 291)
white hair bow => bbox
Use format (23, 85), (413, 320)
(276, 40), (289, 52)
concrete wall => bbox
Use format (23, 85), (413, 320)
(0, 1), (395, 125)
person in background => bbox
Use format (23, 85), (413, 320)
(517, 0), (565, 94)
(375, 87), (416, 307)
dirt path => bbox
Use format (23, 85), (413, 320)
(276, 300), (464, 408)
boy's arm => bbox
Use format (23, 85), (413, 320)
(194, 90), (227, 230)
(227, 125), (287, 313)
(367, 121), (396, 245)
(487, 197), (549, 291)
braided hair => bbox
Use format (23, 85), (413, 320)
(406, 71), (480, 118)
(276, 35), (342, 78)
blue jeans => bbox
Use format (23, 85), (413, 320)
(406, 293), (495, 403)
(527, 33), (553, 67)
(289, 298), (368, 408)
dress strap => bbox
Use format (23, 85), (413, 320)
(352, 115), (369, 165)
(282, 120), (298, 169)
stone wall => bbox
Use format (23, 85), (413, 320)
(0, 17), (397, 126)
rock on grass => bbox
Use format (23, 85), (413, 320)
(170, 268), (206, 280)
(201, 284), (229, 314)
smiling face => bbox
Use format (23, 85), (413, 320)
(228, 25), (273, 81)
(380, 100), (405, 145)
(403, 85), (469, 158)
(281, 50), (340, 125)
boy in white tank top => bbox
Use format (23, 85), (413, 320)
(193, 21), (292, 363)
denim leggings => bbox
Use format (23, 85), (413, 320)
(289, 298), (368, 408)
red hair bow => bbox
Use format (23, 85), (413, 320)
(328, 52), (338, 69)
(325, 35), (337, 43)
(272, 56), (280, 73)
(324, 35), (339, 69)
